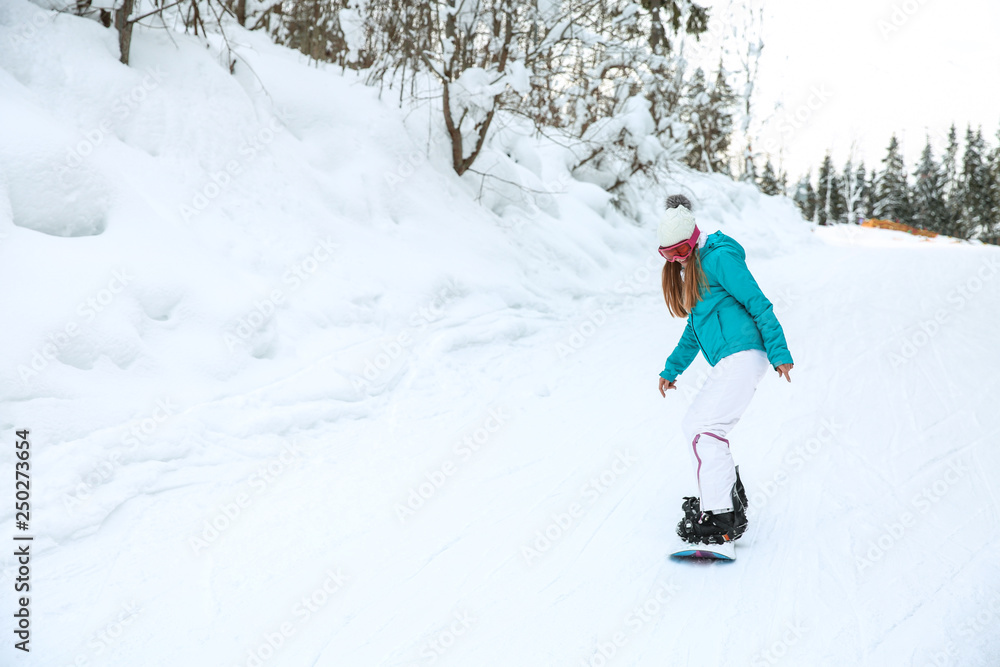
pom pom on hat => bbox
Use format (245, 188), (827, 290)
(665, 194), (692, 210)
(658, 204), (697, 247)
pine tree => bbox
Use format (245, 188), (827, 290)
(641, 0), (710, 54)
(873, 134), (911, 222)
(683, 64), (736, 174)
(683, 68), (710, 171)
(911, 138), (948, 233)
(853, 161), (870, 221)
(939, 124), (960, 236)
(941, 124), (960, 196)
(792, 173), (817, 222)
(816, 154), (845, 224)
(829, 170), (847, 223)
(758, 159), (782, 195)
(954, 127), (993, 240)
(985, 125), (1000, 244)
(865, 168), (877, 219)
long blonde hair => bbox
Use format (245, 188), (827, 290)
(661, 248), (708, 317)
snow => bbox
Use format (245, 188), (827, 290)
(1, 2), (1000, 666)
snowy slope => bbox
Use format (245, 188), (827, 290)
(2, 2), (1000, 666)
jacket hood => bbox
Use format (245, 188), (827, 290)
(702, 231), (746, 262)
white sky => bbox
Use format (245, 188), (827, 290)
(692, 0), (1000, 182)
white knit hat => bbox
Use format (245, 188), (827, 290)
(657, 205), (697, 247)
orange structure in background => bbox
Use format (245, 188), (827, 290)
(861, 218), (938, 238)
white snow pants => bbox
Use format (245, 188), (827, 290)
(681, 349), (769, 513)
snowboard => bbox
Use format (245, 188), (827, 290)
(670, 540), (735, 561)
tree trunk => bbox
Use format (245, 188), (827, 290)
(444, 9), (511, 176)
(647, 0), (665, 53)
(441, 81), (466, 174)
(115, 0), (135, 65)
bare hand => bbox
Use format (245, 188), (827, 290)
(658, 377), (677, 397)
(776, 363), (794, 383)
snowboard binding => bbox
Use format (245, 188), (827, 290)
(677, 466), (749, 544)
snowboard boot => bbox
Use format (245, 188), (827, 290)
(676, 509), (738, 545)
(678, 466), (749, 541)
(731, 465), (749, 540)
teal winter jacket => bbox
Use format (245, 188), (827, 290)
(660, 232), (793, 382)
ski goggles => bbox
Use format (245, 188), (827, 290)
(658, 226), (700, 262)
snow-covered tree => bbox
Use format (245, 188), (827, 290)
(684, 64), (737, 174)
(273, 0), (354, 65)
(956, 126), (994, 240)
(758, 159), (782, 195)
(815, 153), (845, 225)
(642, 0), (711, 54)
(865, 168), (878, 219)
(911, 138), (948, 234)
(792, 173), (816, 222)
(938, 124), (961, 236)
(232, 0), (285, 30)
(255, 0), (753, 207)
(830, 172), (846, 223)
(853, 162), (872, 220)
(985, 125), (1000, 244)
(873, 134), (911, 222)
(841, 156), (865, 225)
(357, 0), (538, 175)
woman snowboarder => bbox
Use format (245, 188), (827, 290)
(656, 194), (794, 545)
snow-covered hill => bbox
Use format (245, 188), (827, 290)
(1, 2), (999, 666)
